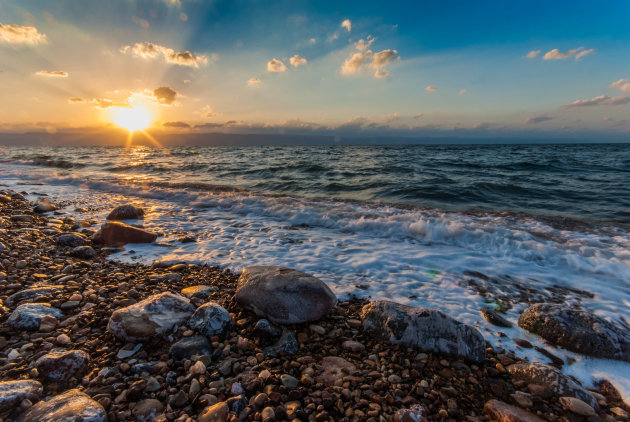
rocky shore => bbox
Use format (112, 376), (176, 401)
(0, 190), (628, 421)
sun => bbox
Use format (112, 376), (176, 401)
(112, 106), (153, 132)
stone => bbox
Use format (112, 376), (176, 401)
(18, 389), (106, 422)
(481, 308), (513, 328)
(261, 406), (275, 422)
(510, 391), (533, 408)
(394, 404), (427, 422)
(7, 303), (63, 330)
(35, 350), (89, 382)
(518, 303), (630, 361)
(188, 302), (231, 338)
(513, 338), (533, 348)
(106, 205), (144, 220)
(107, 293), (195, 341)
(559, 397), (595, 416)
(56, 233), (89, 247)
(507, 362), (596, 407)
(70, 246), (97, 259)
(133, 398), (164, 422)
(483, 399), (545, 422)
(190, 360), (206, 376)
(117, 343), (142, 359)
(6, 286), (65, 306)
(169, 336), (212, 360)
(181, 285), (216, 299)
(92, 221), (157, 245)
(226, 394), (248, 414)
(198, 401), (229, 422)
(34, 200), (57, 213)
(0, 380), (43, 412)
(280, 374), (298, 390)
(361, 300), (486, 363)
(235, 266), (337, 324)
(253, 319), (282, 338)
(263, 329), (298, 356)
(342, 340), (365, 352)
(155, 272), (181, 283)
(316, 356), (356, 386)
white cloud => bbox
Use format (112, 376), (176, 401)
(35, 70), (68, 78)
(341, 19), (352, 32)
(458, 89), (467, 95)
(562, 95), (630, 108)
(380, 112), (399, 123)
(341, 51), (371, 75)
(0, 23), (47, 45)
(267, 58), (286, 72)
(425, 85), (437, 92)
(524, 115), (553, 125)
(374, 69), (390, 78)
(526, 50), (541, 59)
(414, 112), (424, 119)
(121, 42), (208, 67)
(543, 47), (595, 61)
(355, 36), (375, 51)
(247, 77), (261, 86)
(290, 54), (307, 67)
(610, 79), (630, 92)
(371, 49), (398, 68)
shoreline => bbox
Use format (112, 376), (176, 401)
(1, 190), (628, 421)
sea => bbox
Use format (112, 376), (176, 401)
(1, 143), (630, 399)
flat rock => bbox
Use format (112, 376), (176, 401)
(7, 303), (63, 330)
(484, 399), (545, 422)
(0, 380), (43, 412)
(18, 389), (106, 422)
(170, 336), (212, 360)
(92, 221), (157, 245)
(107, 293), (195, 341)
(198, 401), (229, 422)
(235, 266), (337, 324)
(518, 303), (630, 361)
(181, 285), (216, 299)
(481, 308), (513, 327)
(56, 233), (88, 247)
(361, 300), (486, 363)
(188, 302), (231, 338)
(507, 362), (596, 407)
(559, 396), (595, 416)
(35, 350), (90, 382)
(70, 246), (97, 259)
(6, 286), (64, 306)
(316, 356), (356, 386)
(106, 205), (144, 220)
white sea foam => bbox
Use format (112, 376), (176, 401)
(2, 162), (630, 402)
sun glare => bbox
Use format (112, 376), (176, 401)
(112, 106), (153, 132)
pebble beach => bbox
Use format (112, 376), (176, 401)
(1, 190), (629, 422)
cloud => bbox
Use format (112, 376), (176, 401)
(247, 77), (261, 86)
(163, 121), (190, 128)
(380, 112), (399, 123)
(355, 36), (375, 51)
(35, 70), (68, 78)
(610, 79), (630, 92)
(562, 95), (630, 109)
(121, 42), (207, 67)
(425, 85), (437, 92)
(267, 58), (287, 72)
(524, 115), (553, 125)
(153, 86), (177, 105)
(336, 117), (369, 131)
(371, 49), (398, 68)
(0, 23), (47, 45)
(341, 51), (371, 75)
(341, 47), (398, 78)
(414, 112), (424, 119)
(458, 89), (467, 95)
(341, 19), (351, 32)
(543, 47), (595, 60)
(93, 98), (130, 109)
(290, 55), (307, 67)
(198, 105), (216, 118)
(374, 69), (390, 78)
(68, 97), (85, 103)
(526, 50), (541, 59)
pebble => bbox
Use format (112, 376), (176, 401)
(254, 393), (268, 408)
(56, 333), (71, 345)
(280, 374), (298, 390)
(189, 360), (206, 376)
(559, 396), (596, 416)
(261, 406), (275, 421)
(342, 340), (365, 352)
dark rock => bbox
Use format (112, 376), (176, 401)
(480, 308), (513, 328)
(513, 338), (533, 348)
(263, 329), (298, 356)
(35, 350), (90, 382)
(106, 205), (144, 220)
(394, 404), (428, 422)
(254, 319), (282, 338)
(361, 300), (486, 363)
(133, 398), (164, 422)
(227, 394), (248, 414)
(56, 233), (88, 247)
(70, 246), (97, 259)
(18, 389), (106, 422)
(198, 401), (228, 422)
(7, 303), (63, 330)
(518, 303), (630, 361)
(235, 266), (337, 324)
(0, 380), (43, 412)
(92, 221), (157, 245)
(483, 399), (545, 422)
(316, 356), (356, 386)
(188, 302), (231, 338)
(169, 336), (212, 360)
(107, 293), (195, 341)
(6, 286), (64, 306)
(34, 200), (57, 213)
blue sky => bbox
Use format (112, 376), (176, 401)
(1, 0), (629, 140)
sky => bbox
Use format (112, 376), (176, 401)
(1, 0), (630, 142)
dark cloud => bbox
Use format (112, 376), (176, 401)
(154, 86), (178, 105)
(524, 115), (553, 125)
(163, 121), (190, 128)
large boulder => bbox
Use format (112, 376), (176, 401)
(361, 300), (486, 363)
(0, 380), (43, 412)
(92, 222), (157, 245)
(7, 303), (63, 330)
(34, 350), (90, 382)
(106, 205), (144, 220)
(518, 303), (630, 361)
(6, 286), (65, 306)
(507, 362), (597, 408)
(107, 293), (195, 342)
(18, 389), (106, 422)
(235, 266), (337, 324)
(188, 302), (231, 338)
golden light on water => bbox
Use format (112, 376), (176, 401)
(111, 106), (153, 132)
